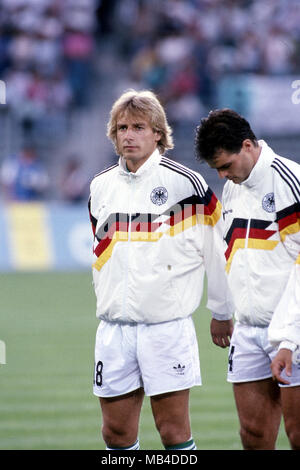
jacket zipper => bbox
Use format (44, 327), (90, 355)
(245, 217), (252, 321)
(122, 173), (133, 318)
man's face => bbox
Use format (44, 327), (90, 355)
(116, 111), (161, 172)
(209, 140), (260, 184)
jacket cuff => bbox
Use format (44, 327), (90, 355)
(279, 341), (298, 352)
(211, 312), (233, 321)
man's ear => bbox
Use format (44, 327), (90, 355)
(154, 130), (162, 142)
(242, 139), (254, 151)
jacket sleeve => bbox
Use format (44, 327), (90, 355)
(268, 257), (300, 351)
(268, 251), (300, 352)
(199, 187), (234, 320)
(88, 195), (97, 236)
(268, 197), (300, 351)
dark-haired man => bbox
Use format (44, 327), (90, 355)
(195, 109), (300, 450)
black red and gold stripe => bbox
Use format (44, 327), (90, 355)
(90, 191), (221, 272)
(224, 218), (279, 272)
(276, 202), (300, 241)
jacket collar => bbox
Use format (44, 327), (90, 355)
(241, 140), (275, 188)
(118, 148), (162, 179)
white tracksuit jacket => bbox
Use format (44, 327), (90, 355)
(222, 140), (300, 351)
(89, 149), (233, 324)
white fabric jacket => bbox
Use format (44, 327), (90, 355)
(89, 149), (233, 324)
(221, 140), (300, 351)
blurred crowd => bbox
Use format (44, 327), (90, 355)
(1, 0), (300, 202)
(0, 145), (89, 203)
(111, 0), (300, 127)
(0, 0), (98, 144)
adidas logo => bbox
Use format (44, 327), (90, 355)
(173, 363), (185, 375)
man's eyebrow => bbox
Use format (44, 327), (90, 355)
(217, 162), (231, 169)
(117, 121), (147, 127)
(211, 162), (231, 170)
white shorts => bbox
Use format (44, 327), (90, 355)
(227, 322), (300, 387)
(93, 316), (201, 397)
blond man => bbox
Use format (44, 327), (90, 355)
(88, 90), (233, 450)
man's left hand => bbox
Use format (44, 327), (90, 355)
(271, 348), (292, 385)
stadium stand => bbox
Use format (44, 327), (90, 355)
(0, 0), (300, 201)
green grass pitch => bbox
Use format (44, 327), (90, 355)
(0, 272), (289, 450)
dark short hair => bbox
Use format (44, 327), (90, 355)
(194, 108), (258, 162)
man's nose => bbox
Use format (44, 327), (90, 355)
(218, 169), (227, 179)
(124, 128), (134, 139)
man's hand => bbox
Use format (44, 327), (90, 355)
(271, 348), (292, 385)
(210, 318), (234, 348)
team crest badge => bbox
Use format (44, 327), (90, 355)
(150, 186), (168, 206)
(262, 192), (275, 212)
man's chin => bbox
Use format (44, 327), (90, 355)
(228, 177), (240, 184)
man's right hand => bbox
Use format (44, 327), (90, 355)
(210, 318), (233, 348)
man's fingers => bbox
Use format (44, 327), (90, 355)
(271, 362), (291, 385)
(285, 361), (293, 377)
(273, 374), (291, 385)
(212, 335), (230, 348)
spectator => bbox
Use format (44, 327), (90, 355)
(0, 145), (49, 201)
(63, 29), (94, 107)
(60, 156), (89, 203)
